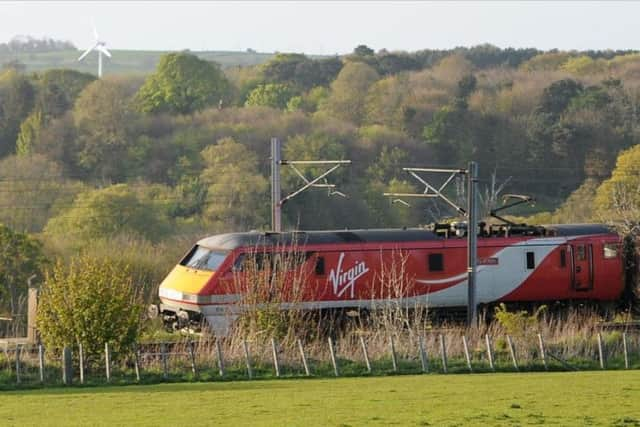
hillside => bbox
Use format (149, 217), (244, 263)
(0, 48), (275, 75)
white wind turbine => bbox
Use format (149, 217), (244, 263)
(78, 26), (111, 78)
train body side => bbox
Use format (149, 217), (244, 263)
(157, 227), (624, 333)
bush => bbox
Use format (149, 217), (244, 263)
(37, 256), (143, 361)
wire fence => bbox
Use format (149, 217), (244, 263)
(1, 329), (639, 388)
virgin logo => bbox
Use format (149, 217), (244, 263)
(329, 253), (370, 298)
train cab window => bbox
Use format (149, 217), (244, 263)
(560, 249), (566, 268)
(428, 253), (444, 272)
(315, 257), (325, 275)
(526, 252), (535, 269)
(180, 245), (229, 271)
(603, 243), (618, 259)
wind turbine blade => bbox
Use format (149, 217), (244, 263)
(93, 24), (99, 40)
(78, 43), (98, 61)
(97, 46), (112, 58)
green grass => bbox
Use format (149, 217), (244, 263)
(1, 371), (639, 426)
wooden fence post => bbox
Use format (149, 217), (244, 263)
(15, 344), (21, 385)
(160, 342), (168, 380)
(506, 335), (518, 371)
(78, 343), (85, 384)
(133, 343), (141, 382)
(297, 338), (310, 376)
(271, 338), (281, 378)
(537, 333), (548, 371)
(485, 334), (495, 371)
(215, 340), (225, 377)
(328, 337), (339, 377)
(105, 343), (111, 382)
(188, 341), (198, 379)
(622, 332), (629, 370)
(360, 336), (372, 373)
(462, 336), (472, 372)
(439, 334), (448, 374)
(38, 344), (45, 383)
(242, 339), (253, 379)
(418, 336), (429, 373)
(597, 333), (605, 370)
(62, 346), (72, 385)
(389, 336), (398, 373)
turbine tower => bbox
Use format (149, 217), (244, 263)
(78, 26), (111, 78)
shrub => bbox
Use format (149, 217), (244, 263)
(494, 303), (547, 339)
(37, 256), (143, 360)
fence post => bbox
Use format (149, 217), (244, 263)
(105, 342), (111, 382)
(160, 342), (168, 380)
(597, 332), (605, 370)
(389, 336), (398, 373)
(242, 339), (253, 379)
(439, 334), (448, 374)
(360, 336), (372, 373)
(462, 335), (472, 372)
(297, 339), (310, 376)
(188, 340), (198, 379)
(418, 336), (429, 373)
(328, 337), (339, 377)
(133, 343), (141, 382)
(506, 335), (518, 371)
(38, 344), (45, 383)
(215, 340), (225, 377)
(622, 332), (629, 370)
(271, 338), (281, 378)
(15, 344), (21, 385)
(485, 334), (495, 371)
(62, 346), (72, 385)
(78, 343), (85, 384)
(537, 333), (548, 371)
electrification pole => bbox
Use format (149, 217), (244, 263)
(271, 138), (282, 232)
(270, 137), (350, 232)
(466, 161), (478, 329)
(384, 163), (479, 328)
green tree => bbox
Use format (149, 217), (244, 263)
(201, 138), (269, 229)
(594, 145), (640, 220)
(35, 69), (96, 119)
(136, 53), (230, 114)
(73, 78), (137, 181)
(45, 184), (170, 242)
(0, 70), (35, 157)
(244, 83), (293, 109)
(15, 110), (43, 155)
(0, 224), (47, 316)
(37, 256), (142, 360)
(324, 61), (379, 125)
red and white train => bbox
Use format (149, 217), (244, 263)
(156, 222), (628, 334)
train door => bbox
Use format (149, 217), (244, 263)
(571, 243), (593, 291)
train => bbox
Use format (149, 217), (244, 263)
(153, 220), (632, 335)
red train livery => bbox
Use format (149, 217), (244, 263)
(156, 223), (625, 334)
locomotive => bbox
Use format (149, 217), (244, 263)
(154, 220), (629, 334)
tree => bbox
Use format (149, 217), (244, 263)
(73, 78), (137, 181)
(353, 45), (375, 57)
(37, 256), (142, 360)
(594, 144), (640, 221)
(44, 184), (170, 242)
(244, 83), (293, 109)
(35, 69), (96, 119)
(324, 62), (379, 125)
(0, 70), (35, 157)
(200, 138), (269, 229)
(0, 224), (47, 316)
(136, 52), (230, 114)
(538, 79), (584, 117)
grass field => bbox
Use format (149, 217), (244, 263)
(1, 371), (639, 426)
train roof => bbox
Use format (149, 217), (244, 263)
(197, 224), (616, 250)
(197, 228), (439, 250)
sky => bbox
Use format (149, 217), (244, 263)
(1, 1), (639, 54)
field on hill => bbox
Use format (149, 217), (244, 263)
(1, 371), (639, 426)
(0, 49), (275, 75)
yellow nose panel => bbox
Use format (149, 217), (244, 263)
(159, 265), (213, 294)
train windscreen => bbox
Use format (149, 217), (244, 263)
(180, 245), (229, 271)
